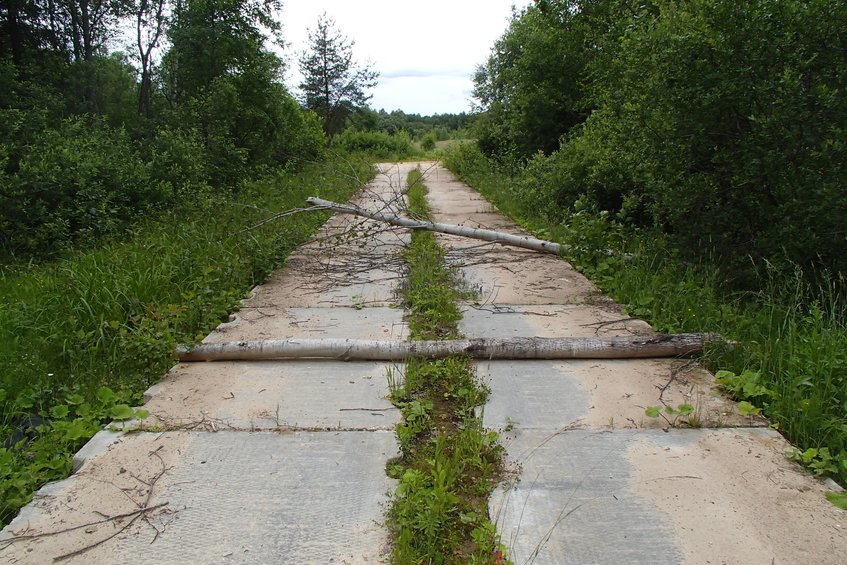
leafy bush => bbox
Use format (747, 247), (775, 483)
(579, 0), (847, 279)
(476, 0), (847, 283)
(420, 131), (437, 152)
(333, 129), (416, 159)
(0, 116), (159, 256)
(148, 126), (210, 198)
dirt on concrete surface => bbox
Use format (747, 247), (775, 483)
(1, 161), (844, 564)
(628, 429), (846, 564)
(420, 161), (846, 563)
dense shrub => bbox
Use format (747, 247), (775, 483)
(477, 0), (847, 282)
(333, 129), (415, 159)
(0, 117), (158, 255)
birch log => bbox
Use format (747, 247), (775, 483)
(306, 196), (566, 255)
(177, 334), (711, 362)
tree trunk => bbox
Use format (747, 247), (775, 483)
(306, 197), (567, 255)
(177, 334), (712, 362)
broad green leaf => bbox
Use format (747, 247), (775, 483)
(737, 401), (760, 416)
(110, 404), (135, 420)
(825, 491), (847, 510)
(50, 405), (70, 419)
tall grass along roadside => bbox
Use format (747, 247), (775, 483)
(387, 167), (508, 563)
(0, 155), (373, 526)
(442, 143), (847, 490)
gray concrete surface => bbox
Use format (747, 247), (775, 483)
(422, 163), (847, 565)
(0, 162), (421, 564)
(2, 162), (845, 564)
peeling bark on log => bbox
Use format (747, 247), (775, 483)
(306, 196), (566, 255)
(177, 334), (712, 362)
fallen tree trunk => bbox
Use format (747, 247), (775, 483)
(306, 196), (566, 255)
(177, 334), (712, 362)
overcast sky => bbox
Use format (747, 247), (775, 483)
(278, 1), (532, 116)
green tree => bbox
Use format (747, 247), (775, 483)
(472, 1), (592, 160)
(298, 12), (378, 138)
(132, 0), (167, 117)
(577, 0), (847, 276)
(488, 0), (847, 279)
(161, 0), (321, 184)
(162, 0), (283, 103)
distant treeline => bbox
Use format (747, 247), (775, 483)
(350, 108), (476, 141)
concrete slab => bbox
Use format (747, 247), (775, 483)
(477, 359), (758, 430)
(465, 304), (758, 429)
(627, 428), (847, 565)
(461, 304), (653, 338)
(492, 428), (683, 564)
(1, 431), (397, 564)
(141, 360), (401, 431)
(437, 234), (599, 305)
(433, 212), (517, 230)
(492, 428), (846, 565)
(71, 429), (123, 472)
(205, 306), (408, 343)
(244, 252), (404, 309)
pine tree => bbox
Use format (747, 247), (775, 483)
(298, 12), (378, 137)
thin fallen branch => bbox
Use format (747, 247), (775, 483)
(53, 447), (169, 562)
(1, 503), (169, 545)
(306, 196), (567, 255)
(177, 334), (714, 362)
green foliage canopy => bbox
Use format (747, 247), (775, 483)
(475, 0), (847, 279)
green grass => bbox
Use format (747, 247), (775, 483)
(0, 154), (373, 525)
(443, 143), (847, 488)
(386, 168), (507, 564)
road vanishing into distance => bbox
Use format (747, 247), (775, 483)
(2, 163), (845, 564)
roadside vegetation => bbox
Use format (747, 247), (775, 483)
(0, 0), (385, 526)
(387, 168), (507, 563)
(456, 0), (847, 488)
(0, 156), (371, 526)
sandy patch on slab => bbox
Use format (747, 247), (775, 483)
(203, 306), (408, 343)
(627, 428), (847, 564)
(140, 360), (399, 431)
(478, 359), (761, 431)
(0, 432), (192, 563)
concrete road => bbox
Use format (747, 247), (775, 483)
(2, 162), (844, 564)
(421, 163), (846, 565)
(0, 164), (415, 564)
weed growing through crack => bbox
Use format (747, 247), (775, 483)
(386, 167), (507, 563)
